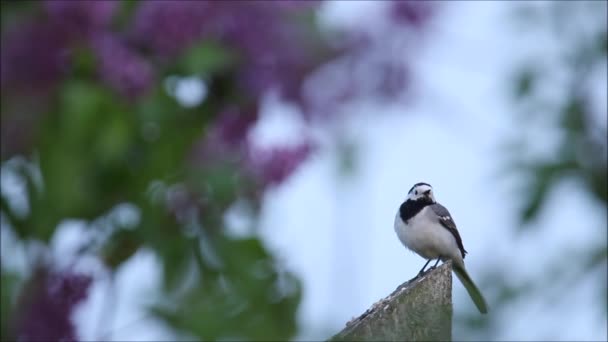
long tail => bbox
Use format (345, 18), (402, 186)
(453, 264), (488, 314)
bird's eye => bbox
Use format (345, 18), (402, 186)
(414, 190), (418, 195)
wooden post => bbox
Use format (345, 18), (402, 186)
(330, 261), (453, 341)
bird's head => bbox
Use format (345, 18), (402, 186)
(406, 182), (436, 203)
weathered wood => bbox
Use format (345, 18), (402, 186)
(330, 262), (453, 342)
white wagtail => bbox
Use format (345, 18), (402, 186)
(394, 182), (488, 314)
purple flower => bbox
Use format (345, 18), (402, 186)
(190, 106), (259, 165)
(212, 2), (320, 101)
(15, 269), (92, 342)
(130, 1), (210, 57)
(247, 142), (314, 187)
(44, 0), (118, 39)
(210, 106), (259, 149)
(0, 21), (71, 91)
(390, 0), (434, 28)
(1, 1), (120, 92)
(91, 34), (154, 99)
(190, 105), (313, 188)
(377, 61), (411, 98)
(274, 0), (321, 11)
(129, 1), (324, 101)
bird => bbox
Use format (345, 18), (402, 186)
(394, 182), (488, 314)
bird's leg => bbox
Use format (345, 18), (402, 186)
(429, 258), (441, 270)
(417, 259), (432, 276)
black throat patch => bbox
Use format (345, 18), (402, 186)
(399, 198), (434, 224)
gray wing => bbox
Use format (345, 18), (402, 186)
(430, 203), (467, 258)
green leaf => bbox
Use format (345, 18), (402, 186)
(1, 271), (21, 341)
(514, 68), (536, 99)
(560, 97), (585, 133)
(71, 45), (97, 78)
(150, 234), (301, 341)
(101, 229), (141, 270)
(178, 41), (237, 76)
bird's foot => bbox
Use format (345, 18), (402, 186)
(413, 269), (429, 280)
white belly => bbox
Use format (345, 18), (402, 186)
(394, 206), (462, 263)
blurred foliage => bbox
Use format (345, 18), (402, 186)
(458, 1), (607, 339)
(508, 0), (606, 237)
(1, 0), (432, 340)
(0, 1), (315, 340)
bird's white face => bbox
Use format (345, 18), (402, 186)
(406, 183), (435, 202)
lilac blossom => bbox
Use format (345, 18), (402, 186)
(208, 106), (259, 150)
(91, 34), (154, 99)
(130, 1), (323, 101)
(15, 270), (92, 342)
(44, 0), (118, 39)
(190, 106), (259, 165)
(191, 106), (314, 189)
(1, 1), (118, 91)
(377, 61), (411, 99)
(130, 1), (210, 58)
(0, 21), (70, 90)
(214, 1), (322, 102)
(246, 143), (314, 187)
(274, 0), (322, 11)
(390, 0), (434, 28)
(2, 0), (435, 187)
